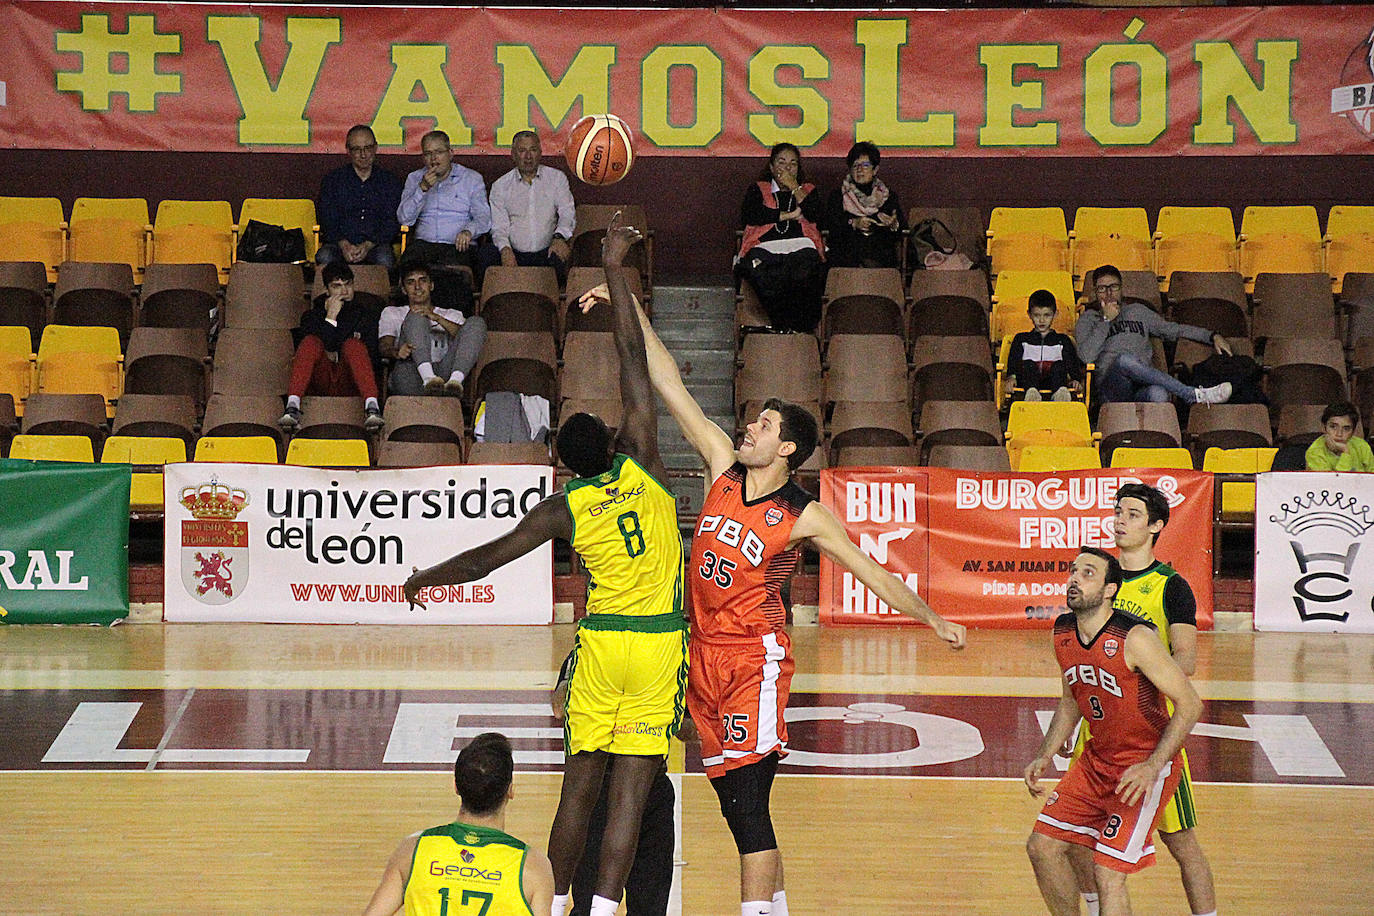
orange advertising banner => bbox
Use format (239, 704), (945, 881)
(820, 466), (1214, 630)
(1, 3), (1372, 157)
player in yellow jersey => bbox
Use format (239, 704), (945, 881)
(1068, 483), (1219, 916)
(363, 732), (554, 916)
(404, 217), (683, 916)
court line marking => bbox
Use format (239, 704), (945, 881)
(2, 670), (1371, 702)
(146, 688), (195, 772)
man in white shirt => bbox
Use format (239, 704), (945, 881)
(379, 262), (487, 397)
(480, 130), (576, 281)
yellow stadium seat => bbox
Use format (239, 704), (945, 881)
(0, 325), (36, 415)
(1005, 400), (1095, 467)
(9, 433), (94, 463)
(1109, 446), (1194, 470)
(1070, 207), (1152, 287)
(1154, 206), (1237, 290)
(0, 196), (67, 281)
(285, 437), (370, 467)
(993, 334), (1091, 409)
(102, 435), (186, 511)
(989, 270), (1077, 341)
(1016, 445), (1101, 472)
(1203, 446), (1278, 518)
(1238, 206), (1323, 291)
(68, 198), (151, 280)
(987, 207), (1069, 275)
(237, 199), (320, 261)
(152, 200), (235, 282)
(1324, 205), (1374, 294)
(36, 325), (123, 414)
(194, 435), (280, 464)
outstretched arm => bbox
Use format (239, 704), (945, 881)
(603, 215), (665, 480)
(791, 502), (966, 648)
(403, 494), (572, 609)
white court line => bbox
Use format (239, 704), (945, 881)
(2, 669), (1372, 702)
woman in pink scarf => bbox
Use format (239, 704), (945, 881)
(824, 141), (905, 269)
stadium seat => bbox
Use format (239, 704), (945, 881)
(8, 433), (95, 463)
(479, 265), (560, 336)
(916, 400), (1002, 463)
(224, 261), (306, 330)
(1238, 205), (1323, 290)
(822, 268), (905, 340)
(0, 324), (36, 415)
(210, 328), (294, 397)
(380, 395), (465, 448)
(1070, 207), (1152, 287)
(151, 200), (235, 282)
(1109, 446), (1194, 470)
(285, 437), (370, 467)
(377, 439), (463, 468)
(201, 394), (288, 460)
(1096, 401), (1183, 464)
(236, 198), (320, 262)
(35, 324), (122, 413)
(1251, 273), (1338, 348)
(925, 443), (1011, 471)
(1167, 270), (1247, 313)
(989, 270), (1076, 341)
(562, 267), (645, 336)
(0, 197), (67, 281)
(296, 396), (369, 441)
(829, 400), (914, 446)
(67, 198), (150, 280)
(825, 335), (907, 408)
(735, 279), (771, 334)
(1005, 400), (1095, 467)
(1343, 273), (1374, 348)
(1203, 446), (1277, 519)
(52, 261), (136, 348)
(1016, 445), (1101, 472)
(735, 332), (822, 420)
(1355, 337), (1374, 434)
(986, 207), (1069, 276)
(1187, 403), (1272, 464)
(0, 394), (15, 457)
(123, 327), (209, 412)
(467, 441), (551, 465)
(20, 392), (107, 452)
(570, 204), (652, 293)
(0, 261), (49, 351)
(101, 434), (186, 511)
(1117, 270), (1163, 312)
(908, 269), (990, 339)
(194, 434), (280, 464)
(993, 334), (1089, 409)
(1324, 205), (1374, 294)
(1264, 338), (1349, 423)
(560, 330), (620, 428)
(1153, 206), (1237, 290)
(907, 206), (987, 274)
(112, 393), (197, 455)
(470, 331), (559, 412)
(831, 444), (920, 468)
(140, 262), (220, 334)
(910, 335), (994, 412)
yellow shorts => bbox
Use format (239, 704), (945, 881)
(1072, 724), (1197, 833)
(564, 612), (688, 757)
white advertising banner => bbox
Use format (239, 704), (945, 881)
(1255, 472), (1374, 633)
(163, 463), (554, 624)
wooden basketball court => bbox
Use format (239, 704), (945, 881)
(2, 620), (1371, 914)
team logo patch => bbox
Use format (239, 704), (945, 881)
(764, 507), (784, 526)
(460, 849), (475, 863)
(1103, 638), (1119, 658)
(1333, 26), (1374, 141)
(1046, 791), (1059, 806)
(464, 832), (480, 845)
(179, 479), (249, 605)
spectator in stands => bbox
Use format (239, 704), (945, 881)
(823, 141), (904, 269)
(397, 130), (491, 314)
(737, 142), (826, 333)
(316, 125), (403, 270)
(1305, 401), (1374, 471)
(279, 261), (384, 431)
(480, 129), (576, 283)
(1076, 264), (1233, 405)
(1006, 289), (1084, 402)
(379, 262), (487, 397)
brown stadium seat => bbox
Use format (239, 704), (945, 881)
(377, 439), (464, 467)
(123, 327), (209, 412)
(479, 266), (560, 337)
(560, 330), (620, 427)
(925, 443), (1012, 471)
(1264, 337), (1349, 422)
(0, 261), (49, 351)
(562, 267), (646, 336)
(916, 400), (1002, 463)
(1341, 273), (1374, 348)
(569, 204), (652, 293)
(379, 395), (465, 447)
(52, 261), (136, 348)
(821, 268), (905, 341)
(910, 336), (994, 413)
(0, 394), (16, 457)
(1186, 403), (1272, 464)
(1167, 270), (1247, 314)
(907, 206), (987, 274)
(201, 393), (288, 461)
(296, 395), (369, 441)
(908, 269), (990, 340)
(825, 334), (908, 409)
(470, 331), (559, 411)
(829, 400), (914, 445)
(20, 392), (108, 453)
(1096, 402), (1183, 466)
(224, 261), (305, 330)
(1250, 272), (1337, 349)
(112, 393), (198, 455)
(735, 332), (822, 420)
(468, 440), (552, 466)
(831, 444), (920, 468)
(211, 327), (294, 397)
(140, 262), (220, 335)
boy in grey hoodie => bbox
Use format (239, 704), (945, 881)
(1075, 264), (1233, 405)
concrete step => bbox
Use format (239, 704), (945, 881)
(651, 285), (736, 319)
(666, 347), (734, 384)
(653, 313), (738, 347)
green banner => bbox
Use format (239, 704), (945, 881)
(0, 458), (131, 625)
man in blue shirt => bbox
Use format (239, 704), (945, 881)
(397, 130), (491, 313)
(316, 125), (403, 270)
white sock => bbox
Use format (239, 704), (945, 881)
(549, 893), (569, 916)
(1082, 891), (1100, 916)
(286, 394), (301, 409)
(364, 397), (379, 410)
(588, 895), (619, 916)
(742, 902), (771, 916)
(449, 370), (465, 384)
(417, 361), (436, 382)
(771, 890), (789, 916)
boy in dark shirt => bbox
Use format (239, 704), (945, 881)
(1006, 289), (1085, 402)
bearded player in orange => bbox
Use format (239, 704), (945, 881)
(579, 289), (967, 916)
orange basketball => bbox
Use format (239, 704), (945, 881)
(565, 114), (635, 186)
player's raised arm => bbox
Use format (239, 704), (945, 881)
(603, 214), (667, 481)
(403, 496), (573, 609)
(792, 501), (966, 648)
(1115, 626), (1203, 805)
(1024, 678), (1080, 797)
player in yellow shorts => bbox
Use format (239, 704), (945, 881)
(363, 732), (554, 916)
(1068, 483), (1218, 916)
(405, 218), (683, 916)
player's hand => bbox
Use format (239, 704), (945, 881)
(454, 230), (473, 252)
(601, 211), (643, 268)
(577, 282), (610, 314)
(676, 714), (699, 745)
(934, 618), (966, 650)
(404, 566), (427, 611)
(1115, 760), (1161, 806)
(1024, 756), (1050, 797)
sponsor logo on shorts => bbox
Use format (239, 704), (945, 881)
(613, 721), (666, 737)
(1103, 638), (1119, 658)
(764, 507), (784, 526)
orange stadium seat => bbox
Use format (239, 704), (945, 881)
(1070, 207), (1152, 288)
(67, 197), (151, 281)
(101, 434), (187, 511)
(0, 197), (67, 281)
(1238, 205), (1323, 291)
(151, 200), (235, 283)
(1324, 205), (1374, 294)
(8, 433), (95, 463)
(237, 198), (320, 262)
(1154, 206), (1237, 291)
(0, 325), (37, 416)
(986, 207), (1069, 276)
(989, 270), (1077, 341)
(35, 324), (122, 415)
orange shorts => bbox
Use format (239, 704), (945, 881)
(1033, 748), (1184, 874)
(688, 631), (794, 779)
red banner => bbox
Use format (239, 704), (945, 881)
(1, 3), (1372, 157)
(820, 467), (1214, 630)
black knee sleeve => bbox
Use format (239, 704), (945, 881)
(710, 754), (779, 855)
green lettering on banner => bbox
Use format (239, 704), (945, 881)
(0, 460), (130, 625)
(206, 16), (340, 146)
(494, 45), (617, 146)
(1193, 39), (1299, 145)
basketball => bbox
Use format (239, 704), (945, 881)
(565, 114), (635, 186)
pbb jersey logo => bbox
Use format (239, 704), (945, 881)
(179, 479), (250, 605)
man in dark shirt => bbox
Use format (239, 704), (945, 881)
(316, 125), (403, 270)
(279, 261), (384, 432)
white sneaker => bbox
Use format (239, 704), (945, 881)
(1023, 387), (1042, 401)
(1193, 381), (1232, 405)
(1050, 386), (1072, 402)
